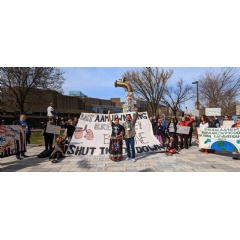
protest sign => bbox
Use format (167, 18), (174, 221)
(205, 108), (221, 116)
(176, 126), (190, 134)
(46, 124), (61, 134)
(197, 128), (240, 153)
(66, 112), (164, 156)
(222, 121), (234, 128)
(192, 108), (199, 117)
(0, 125), (26, 158)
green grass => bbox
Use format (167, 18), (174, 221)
(30, 130), (66, 145)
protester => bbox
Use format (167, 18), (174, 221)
(42, 118), (54, 150)
(198, 115), (211, 154)
(123, 107), (139, 162)
(153, 121), (163, 145)
(158, 114), (167, 144)
(72, 117), (78, 126)
(186, 115), (194, 146)
(49, 136), (66, 163)
(12, 114), (31, 159)
(165, 135), (178, 156)
(47, 102), (56, 119)
(64, 119), (76, 143)
(107, 110), (125, 161)
(166, 118), (177, 138)
(177, 116), (193, 149)
(211, 116), (220, 128)
(60, 118), (65, 128)
(223, 115), (230, 121)
(231, 117), (240, 160)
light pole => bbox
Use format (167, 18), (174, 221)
(192, 81), (199, 110)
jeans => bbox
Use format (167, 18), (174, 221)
(125, 137), (135, 158)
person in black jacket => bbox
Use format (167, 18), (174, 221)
(153, 121), (163, 145)
(42, 118), (54, 150)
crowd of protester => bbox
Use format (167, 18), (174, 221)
(5, 101), (240, 162)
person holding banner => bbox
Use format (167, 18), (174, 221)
(198, 115), (211, 154)
(232, 117), (240, 160)
(108, 110), (125, 161)
(12, 114), (31, 159)
(123, 108), (139, 162)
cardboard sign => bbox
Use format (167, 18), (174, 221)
(66, 111), (164, 156)
(192, 108), (200, 117)
(176, 126), (190, 134)
(222, 121), (234, 128)
(46, 124), (61, 134)
(205, 108), (221, 116)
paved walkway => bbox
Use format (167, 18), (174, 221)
(1, 142), (240, 172)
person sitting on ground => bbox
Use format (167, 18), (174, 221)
(49, 136), (66, 163)
(165, 135), (178, 156)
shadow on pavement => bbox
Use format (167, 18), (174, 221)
(139, 168), (155, 172)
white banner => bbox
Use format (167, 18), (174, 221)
(197, 128), (240, 153)
(205, 108), (221, 116)
(66, 112), (163, 156)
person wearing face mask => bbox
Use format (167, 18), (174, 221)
(123, 107), (139, 162)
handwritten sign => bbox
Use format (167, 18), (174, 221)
(197, 128), (240, 153)
(205, 108), (221, 116)
(46, 124), (61, 134)
(222, 121), (234, 128)
(177, 126), (190, 134)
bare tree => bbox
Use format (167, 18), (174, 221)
(0, 67), (65, 114)
(123, 67), (173, 115)
(161, 78), (193, 116)
(197, 68), (240, 115)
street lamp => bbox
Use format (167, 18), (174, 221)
(192, 81), (199, 110)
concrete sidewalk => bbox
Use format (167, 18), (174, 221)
(1, 143), (240, 172)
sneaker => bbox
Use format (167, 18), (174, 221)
(16, 155), (23, 160)
(132, 158), (137, 162)
(126, 157), (131, 160)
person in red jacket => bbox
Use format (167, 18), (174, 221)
(177, 116), (193, 149)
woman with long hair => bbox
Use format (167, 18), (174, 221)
(198, 115), (210, 154)
(108, 110), (125, 161)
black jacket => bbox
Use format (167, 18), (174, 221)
(153, 125), (162, 135)
(167, 140), (178, 150)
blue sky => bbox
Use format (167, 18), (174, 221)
(61, 67), (216, 111)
